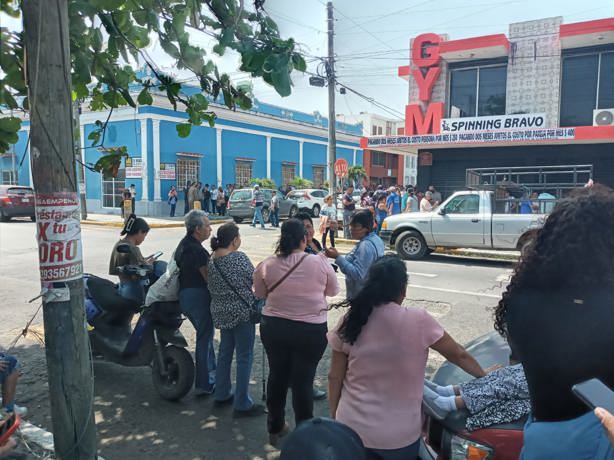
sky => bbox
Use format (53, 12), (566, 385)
(3, 0), (614, 130)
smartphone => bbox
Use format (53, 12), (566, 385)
(147, 251), (163, 260)
(0, 412), (19, 446)
(572, 378), (614, 414)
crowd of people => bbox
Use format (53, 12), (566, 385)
(179, 182), (236, 217)
(97, 183), (614, 459)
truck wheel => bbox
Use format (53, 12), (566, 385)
(232, 216), (243, 224)
(262, 207), (270, 223)
(312, 204), (320, 218)
(395, 231), (428, 260)
(0, 210), (9, 222)
(152, 345), (195, 401)
(289, 206), (298, 218)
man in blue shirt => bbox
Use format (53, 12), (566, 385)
(386, 187), (402, 215)
(325, 210), (385, 299)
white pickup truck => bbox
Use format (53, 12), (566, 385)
(379, 190), (545, 260)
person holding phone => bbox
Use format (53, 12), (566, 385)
(494, 185), (614, 459)
(596, 408), (614, 446)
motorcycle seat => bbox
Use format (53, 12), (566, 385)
(86, 275), (141, 313)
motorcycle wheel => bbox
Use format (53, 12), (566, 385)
(152, 345), (195, 401)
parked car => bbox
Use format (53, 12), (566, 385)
(227, 188), (298, 224)
(0, 185), (35, 222)
(379, 190), (545, 260)
(419, 331), (523, 460)
(286, 189), (328, 217)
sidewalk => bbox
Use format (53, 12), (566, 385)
(81, 213), (232, 229)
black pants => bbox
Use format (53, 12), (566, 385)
(260, 315), (327, 434)
(321, 227), (336, 248)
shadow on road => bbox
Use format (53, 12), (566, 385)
(413, 253), (516, 269)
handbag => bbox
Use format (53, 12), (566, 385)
(145, 251), (180, 306)
(212, 258), (265, 324)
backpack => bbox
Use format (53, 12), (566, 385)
(145, 252), (180, 306)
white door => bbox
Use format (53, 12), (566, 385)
(431, 194), (486, 247)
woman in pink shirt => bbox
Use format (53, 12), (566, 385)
(254, 219), (339, 445)
(328, 256), (486, 459)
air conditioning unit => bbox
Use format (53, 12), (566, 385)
(593, 109), (614, 126)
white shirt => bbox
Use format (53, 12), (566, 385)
(420, 198), (433, 212)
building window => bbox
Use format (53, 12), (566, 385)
(371, 125), (377, 135)
(560, 50), (614, 127)
(371, 151), (385, 167)
(313, 166), (325, 188)
(282, 164), (295, 187)
(176, 158), (200, 188)
(377, 126), (383, 135)
(235, 161), (253, 187)
(385, 121), (393, 136)
(449, 64), (507, 117)
(1, 170), (16, 185)
(101, 168), (125, 208)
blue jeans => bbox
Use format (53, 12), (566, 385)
(270, 208), (279, 227)
(170, 203), (176, 217)
(252, 205), (265, 227)
(179, 288), (216, 392)
(214, 321), (255, 410)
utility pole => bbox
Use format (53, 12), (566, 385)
(23, 1), (97, 458)
(326, 1), (336, 195)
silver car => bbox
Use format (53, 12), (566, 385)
(227, 188), (298, 224)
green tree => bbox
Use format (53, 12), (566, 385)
(348, 165), (367, 186)
(250, 177), (276, 189)
(288, 176), (313, 188)
(0, 0), (306, 172)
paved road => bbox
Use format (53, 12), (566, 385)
(0, 217), (513, 459)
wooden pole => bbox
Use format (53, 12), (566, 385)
(22, 0), (97, 458)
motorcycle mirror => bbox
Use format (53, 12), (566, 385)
(116, 244), (132, 254)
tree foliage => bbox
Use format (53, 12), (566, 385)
(0, 0), (307, 171)
(250, 177), (275, 189)
(347, 165), (367, 184)
(288, 176), (312, 188)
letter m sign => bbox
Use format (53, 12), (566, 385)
(404, 102), (444, 135)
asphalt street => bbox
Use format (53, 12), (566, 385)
(0, 217), (513, 459)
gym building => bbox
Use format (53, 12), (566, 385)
(362, 16), (614, 198)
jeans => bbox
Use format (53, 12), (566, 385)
(179, 288), (216, 392)
(343, 209), (354, 239)
(252, 205), (265, 227)
(322, 226), (335, 247)
(217, 203), (226, 216)
(260, 315), (327, 434)
(214, 321), (256, 410)
(203, 199), (210, 213)
(170, 203), (176, 217)
(270, 208), (279, 227)
(366, 439), (419, 460)
(211, 200), (217, 215)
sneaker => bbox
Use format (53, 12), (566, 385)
(5, 405), (27, 417)
(233, 403), (266, 418)
(313, 388), (327, 400)
(213, 395), (234, 407)
(268, 423), (290, 447)
(194, 386), (215, 397)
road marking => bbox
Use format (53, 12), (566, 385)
(409, 283), (502, 299)
(407, 271), (438, 278)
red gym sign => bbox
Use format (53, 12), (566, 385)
(334, 158), (349, 177)
(401, 33), (444, 136)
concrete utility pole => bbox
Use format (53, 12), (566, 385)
(22, 0), (97, 458)
(326, 1), (336, 195)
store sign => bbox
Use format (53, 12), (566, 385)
(159, 163), (176, 180)
(441, 113), (547, 133)
(125, 157), (143, 179)
(365, 127), (576, 148)
(404, 33), (444, 136)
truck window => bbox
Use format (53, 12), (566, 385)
(444, 195), (480, 214)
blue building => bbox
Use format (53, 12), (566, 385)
(2, 90), (363, 217)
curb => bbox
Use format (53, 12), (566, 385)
(81, 218), (233, 229)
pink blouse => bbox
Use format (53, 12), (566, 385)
(328, 302), (444, 449)
(253, 252), (339, 324)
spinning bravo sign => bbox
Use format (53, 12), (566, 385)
(35, 193), (83, 283)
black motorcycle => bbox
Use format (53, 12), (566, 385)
(84, 246), (194, 401)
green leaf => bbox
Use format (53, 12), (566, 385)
(160, 39), (180, 59)
(191, 93), (208, 110)
(137, 88), (153, 106)
(90, 0), (125, 10)
(212, 44), (225, 56)
(291, 54), (307, 72)
(0, 116), (21, 134)
(91, 29), (103, 51)
(176, 123), (192, 138)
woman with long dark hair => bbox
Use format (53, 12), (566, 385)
(253, 219), (339, 445)
(328, 255), (486, 460)
(208, 223), (265, 417)
(494, 185), (614, 459)
(108, 215), (152, 303)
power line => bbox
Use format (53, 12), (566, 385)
(330, 4), (396, 51)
